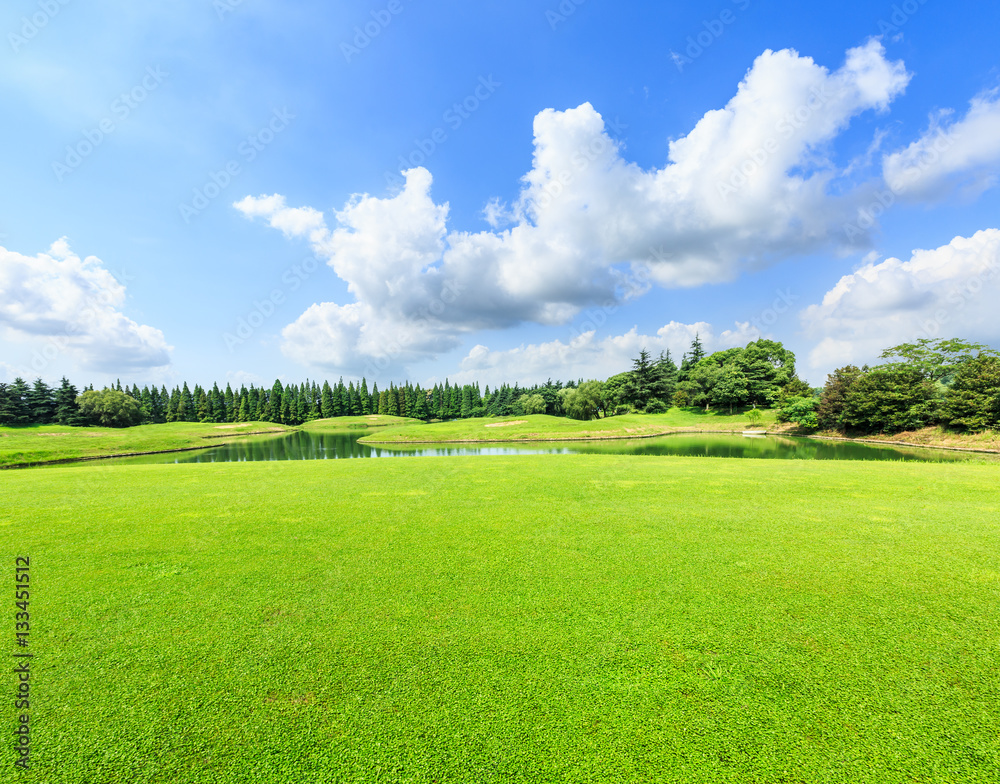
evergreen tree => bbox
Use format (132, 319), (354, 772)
(27, 378), (56, 424)
(627, 349), (656, 410)
(413, 386), (429, 420)
(194, 385), (210, 422)
(249, 387), (261, 421)
(360, 378), (371, 415)
(54, 377), (83, 425)
(688, 333), (706, 365)
(460, 385), (472, 418)
(158, 386), (169, 423)
(224, 384), (235, 422)
(334, 379), (346, 417)
(140, 386), (154, 423)
(817, 366), (863, 432)
(655, 350), (678, 403)
(166, 387), (180, 422)
(180, 383), (195, 422)
(321, 381), (334, 419)
(6, 378), (31, 425)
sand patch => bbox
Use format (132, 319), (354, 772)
(485, 420), (527, 428)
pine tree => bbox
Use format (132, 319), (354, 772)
(193, 385), (208, 422)
(140, 387), (154, 423)
(167, 387), (180, 422)
(157, 386), (169, 423)
(460, 385), (472, 418)
(6, 378), (31, 425)
(53, 377), (82, 425)
(413, 386), (429, 420)
(180, 383), (195, 421)
(334, 379), (346, 417)
(224, 384), (235, 422)
(27, 378), (56, 424)
(360, 378), (371, 415)
(689, 333), (706, 365)
(321, 381), (334, 419)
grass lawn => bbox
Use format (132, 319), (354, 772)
(0, 421), (296, 468)
(4, 456), (998, 782)
(301, 415), (419, 431)
(360, 409), (783, 444)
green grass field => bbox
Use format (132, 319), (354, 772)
(0, 416), (417, 468)
(360, 410), (782, 444)
(4, 455), (998, 782)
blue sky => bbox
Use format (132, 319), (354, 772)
(2, 0), (1000, 391)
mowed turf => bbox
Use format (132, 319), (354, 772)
(4, 456), (999, 782)
(360, 410), (782, 444)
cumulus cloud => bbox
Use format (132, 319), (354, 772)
(800, 229), (1000, 379)
(447, 321), (761, 388)
(883, 90), (1000, 201)
(0, 239), (171, 372)
(236, 40), (916, 373)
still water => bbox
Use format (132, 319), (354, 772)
(61, 429), (985, 466)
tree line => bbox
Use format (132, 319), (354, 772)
(0, 375), (591, 428)
(559, 336), (809, 419)
(0, 335), (813, 428)
(778, 338), (1000, 435)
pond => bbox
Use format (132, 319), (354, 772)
(56, 429), (988, 466)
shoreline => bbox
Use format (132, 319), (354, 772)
(358, 427), (774, 446)
(7, 425), (998, 468)
(1, 429), (298, 470)
(361, 427), (1000, 455)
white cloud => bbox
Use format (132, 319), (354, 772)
(0, 240), (171, 373)
(447, 321), (761, 388)
(236, 40), (913, 372)
(225, 370), (267, 389)
(883, 90), (1000, 201)
(800, 229), (1000, 379)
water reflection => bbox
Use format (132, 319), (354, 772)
(62, 429), (989, 466)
